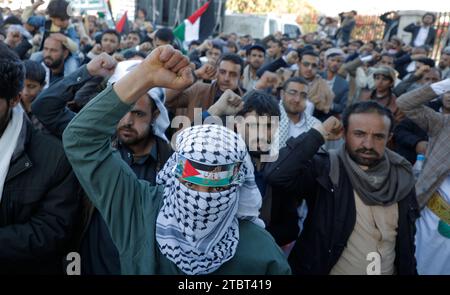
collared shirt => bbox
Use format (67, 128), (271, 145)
(118, 141), (159, 184)
(326, 76), (336, 90)
(288, 112), (321, 139)
(414, 26), (430, 47)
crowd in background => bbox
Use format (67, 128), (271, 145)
(0, 0), (449, 275)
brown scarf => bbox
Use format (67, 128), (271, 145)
(329, 145), (415, 206)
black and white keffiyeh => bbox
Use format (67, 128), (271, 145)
(156, 124), (263, 275)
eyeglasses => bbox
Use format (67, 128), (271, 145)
(301, 61), (318, 69)
(285, 89), (308, 99)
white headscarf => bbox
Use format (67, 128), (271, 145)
(108, 60), (170, 142)
(0, 105), (24, 201)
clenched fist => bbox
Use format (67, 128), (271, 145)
(208, 89), (244, 116)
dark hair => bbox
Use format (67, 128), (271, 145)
(226, 41), (238, 52)
(128, 30), (142, 41)
(47, 0), (70, 20)
(155, 28), (174, 44)
(283, 76), (308, 90)
(246, 44), (266, 56)
(368, 40), (377, 49)
(211, 42), (223, 52)
(0, 43), (25, 101)
(301, 50), (319, 59)
(342, 101), (394, 133)
(219, 53), (244, 75)
(270, 39), (283, 48)
(422, 12), (436, 23)
(137, 8), (147, 18)
(380, 53), (395, 60)
(123, 50), (147, 60)
(2, 15), (22, 26)
(189, 40), (200, 47)
(101, 29), (121, 42)
(23, 60), (46, 85)
(237, 90), (280, 117)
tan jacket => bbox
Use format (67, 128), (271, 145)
(397, 85), (450, 208)
(165, 80), (245, 123)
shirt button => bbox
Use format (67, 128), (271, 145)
(77, 77), (82, 82)
(25, 162), (30, 167)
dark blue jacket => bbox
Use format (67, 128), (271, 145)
(403, 23), (436, 48)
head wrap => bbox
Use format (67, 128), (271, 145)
(373, 65), (397, 82)
(324, 48), (344, 59)
(156, 124), (263, 274)
(108, 60), (170, 142)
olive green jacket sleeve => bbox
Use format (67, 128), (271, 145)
(62, 85), (161, 257)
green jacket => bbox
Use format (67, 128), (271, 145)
(63, 85), (291, 275)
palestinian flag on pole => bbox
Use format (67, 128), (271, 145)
(115, 11), (129, 34)
(173, 1), (215, 46)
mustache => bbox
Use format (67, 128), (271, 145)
(118, 126), (137, 133)
(355, 148), (380, 157)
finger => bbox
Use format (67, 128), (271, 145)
(171, 56), (191, 73)
(158, 45), (174, 63)
(178, 67), (195, 88)
(236, 102), (244, 112)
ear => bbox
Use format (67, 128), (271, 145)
(63, 48), (70, 60)
(151, 109), (160, 123)
(9, 95), (21, 108)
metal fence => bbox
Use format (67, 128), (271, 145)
(299, 11), (450, 60)
(431, 11), (450, 60)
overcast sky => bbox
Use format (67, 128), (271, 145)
(309, 0), (450, 15)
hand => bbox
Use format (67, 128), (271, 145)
(90, 44), (103, 55)
(87, 53), (117, 78)
(208, 89), (244, 116)
(402, 45), (413, 53)
(414, 64), (430, 77)
(255, 71), (279, 90)
(372, 52), (381, 62)
(194, 63), (217, 81)
(198, 40), (212, 52)
(32, 0), (45, 9)
(141, 45), (193, 90)
(32, 34), (42, 46)
(415, 141), (428, 155)
(50, 33), (67, 44)
(286, 50), (299, 65)
(138, 42), (153, 53)
(321, 116), (344, 141)
(112, 53), (125, 62)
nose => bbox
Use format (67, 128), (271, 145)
(362, 136), (375, 150)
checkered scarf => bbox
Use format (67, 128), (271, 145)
(156, 125), (263, 274)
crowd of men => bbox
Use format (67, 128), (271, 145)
(0, 0), (449, 275)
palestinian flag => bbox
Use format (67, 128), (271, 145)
(115, 11), (128, 34)
(173, 1), (215, 46)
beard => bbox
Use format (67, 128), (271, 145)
(117, 125), (152, 146)
(43, 56), (64, 69)
(346, 144), (383, 168)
